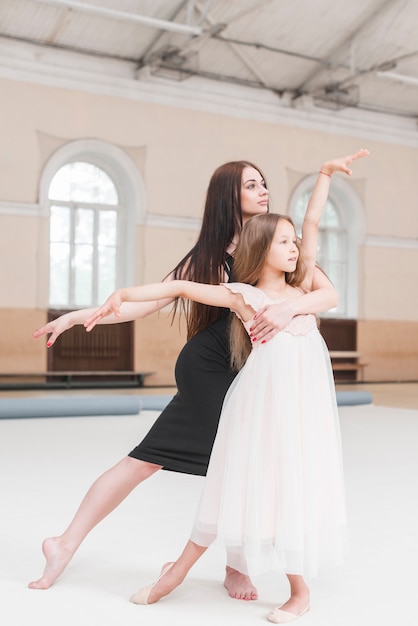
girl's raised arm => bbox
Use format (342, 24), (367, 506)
(301, 148), (369, 282)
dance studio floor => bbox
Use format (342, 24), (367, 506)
(1, 383), (417, 626)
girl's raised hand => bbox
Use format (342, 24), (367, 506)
(321, 148), (370, 176)
(84, 291), (123, 332)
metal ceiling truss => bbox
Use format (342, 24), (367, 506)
(3, 0), (417, 120)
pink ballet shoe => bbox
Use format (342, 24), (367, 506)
(267, 605), (310, 623)
(129, 563), (174, 605)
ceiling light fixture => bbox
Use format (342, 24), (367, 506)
(376, 71), (418, 86)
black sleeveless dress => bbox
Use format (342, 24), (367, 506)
(128, 257), (237, 476)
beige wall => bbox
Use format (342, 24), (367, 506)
(0, 76), (417, 382)
(358, 320), (418, 382)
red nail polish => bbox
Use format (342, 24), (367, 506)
(252, 337), (257, 342)
(47, 342), (52, 347)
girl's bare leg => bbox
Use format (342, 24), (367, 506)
(28, 456), (162, 589)
(130, 540), (207, 604)
(268, 574), (310, 623)
(131, 542), (258, 604)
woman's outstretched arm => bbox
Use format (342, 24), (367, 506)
(84, 281), (247, 332)
(32, 299), (175, 348)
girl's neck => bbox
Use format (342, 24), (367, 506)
(256, 271), (287, 296)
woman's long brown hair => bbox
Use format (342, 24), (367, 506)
(170, 160), (268, 339)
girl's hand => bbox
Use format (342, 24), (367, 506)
(84, 291), (123, 332)
(32, 314), (74, 348)
(321, 148), (369, 176)
(249, 302), (295, 343)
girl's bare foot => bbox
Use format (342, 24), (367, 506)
(224, 566), (258, 600)
(28, 537), (74, 589)
(268, 590), (310, 623)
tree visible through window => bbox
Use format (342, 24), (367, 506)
(292, 191), (347, 315)
(48, 162), (120, 308)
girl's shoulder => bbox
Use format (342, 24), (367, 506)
(223, 283), (272, 310)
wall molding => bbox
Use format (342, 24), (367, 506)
(144, 214), (201, 231)
(2, 200), (417, 252)
(365, 235), (418, 250)
(0, 201), (40, 216)
(0, 199), (201, 231)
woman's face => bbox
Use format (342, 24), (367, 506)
(240, 166), (269, 223)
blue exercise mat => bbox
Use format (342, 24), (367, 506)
(335, 390), (373, 406)
(0, 391), (371, 419)
(0, 395), (141, 419)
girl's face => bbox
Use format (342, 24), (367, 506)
(266, 219), (299, 273)
(240, 166), (269, 223)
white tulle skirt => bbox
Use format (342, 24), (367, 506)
(190, 323), (347, 578)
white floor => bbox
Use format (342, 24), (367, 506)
(1, 402), (418, 626)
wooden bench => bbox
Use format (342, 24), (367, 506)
(329, 351), (368, 382)
(0, 371), (154, 390)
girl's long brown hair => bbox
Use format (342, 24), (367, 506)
(229, 213), (307, 371)
(170, 160), (268, 339)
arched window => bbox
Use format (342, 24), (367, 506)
(39, 139), (146, 311)
(49, 162), (120, 308)
(289, 175), (365, 318)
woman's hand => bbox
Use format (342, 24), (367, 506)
(320, 148), (369, 176)
(84, 290), (124, 332)
(33, 313), (77, 348)
(249, 302), (296, 343)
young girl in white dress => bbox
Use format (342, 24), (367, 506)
(86, 149), (369, 623)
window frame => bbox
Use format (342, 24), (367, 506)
(288, 173), (366, 318)
(38, 139), (146, 310)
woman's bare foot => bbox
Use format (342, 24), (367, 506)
(224, 566), (258, 600)
(130, 562), (185, 605)
(28, 537), (74, 589)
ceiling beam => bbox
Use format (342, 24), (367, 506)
(294, 0), (397, 92)
(34, 0), (203, 36)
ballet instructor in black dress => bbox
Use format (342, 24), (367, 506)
(29, 160), (337, 599)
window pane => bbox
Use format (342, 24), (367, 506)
(48, 160), (122, 308)
(50, 206), (70, 242)
(326, 231), (345, 261)
(321, 201), (340, 227)
(293, 195), (341, 230)
(293, 191), (310, 235)
(74, 244), (93, 306)
(98, 246), (116, 303)
(98, 210), (117, 246)
(49, 162), (119, 204)
(49, 243), (70, 305)
(75, 208), (94, 244)
(328, 261), (346, 313)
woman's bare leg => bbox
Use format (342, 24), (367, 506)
(28, 456), (162, 589)
(28, 455), (258, 599)
(224, 565), (258, 600)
